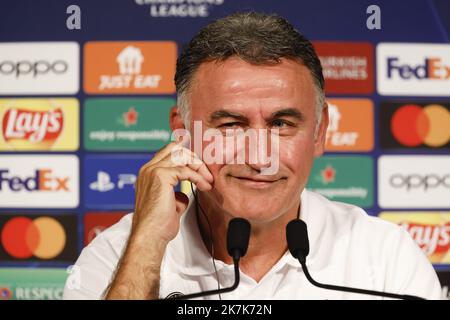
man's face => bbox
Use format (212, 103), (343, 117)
(182, 57), (328, 223)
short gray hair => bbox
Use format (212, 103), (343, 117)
(175, 12), (325, 133)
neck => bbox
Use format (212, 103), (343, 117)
(195, 191), (300, 283)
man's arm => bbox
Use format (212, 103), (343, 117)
(104, 233), (167, 299)
(103, 142), (213, 300)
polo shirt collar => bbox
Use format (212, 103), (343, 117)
(166, 189), (333, 277)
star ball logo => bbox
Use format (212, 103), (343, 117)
(380, 102), (449, 149)
(0, 214), (78, 262)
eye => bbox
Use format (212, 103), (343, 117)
(271, 119), (290, 128)
(218, 122), (242, 128)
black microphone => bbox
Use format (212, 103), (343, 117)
(286, 219), (425, 300)
(172, 218), (251, 300)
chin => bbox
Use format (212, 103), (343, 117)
(220, 193), (287, 223)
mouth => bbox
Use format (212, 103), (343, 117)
(229, 175), (286, 188)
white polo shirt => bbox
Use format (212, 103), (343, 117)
(63, 189), (441, 300)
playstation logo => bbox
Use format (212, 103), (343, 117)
(89, 171), (136, 192)
(89, 171), (115, 192)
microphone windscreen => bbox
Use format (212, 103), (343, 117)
(286, 219), (310, 259)
(227, 218), (251, 258)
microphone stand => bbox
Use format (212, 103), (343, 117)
(172, 252), (241, 300)
(297, 257), (425, 300)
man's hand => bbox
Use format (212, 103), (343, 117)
(105, 142), (213, 300)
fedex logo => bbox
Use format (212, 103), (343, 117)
(387, 57), (450, 80)
(377, 43), (450, 96)
(0, 155), (79, 208)
(0, 169), (69, 192)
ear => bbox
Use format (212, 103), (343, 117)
(313, 102), (329, 157)
(169, 106), (186, 131)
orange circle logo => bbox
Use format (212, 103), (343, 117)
(391, 104), (450, 147)
(1, 216), (66, 259)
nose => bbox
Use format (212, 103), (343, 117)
(243, 128), (274, 171)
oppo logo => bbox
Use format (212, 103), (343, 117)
(390, 174), (450, 191)
(0, 60), (68, 78)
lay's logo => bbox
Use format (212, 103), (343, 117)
(379, 212), (450, 265)
(0, 99), (79, 151)
(3, 108), (63, 144)
(377, 43), (450, 96)
(400, 221), (449, 259)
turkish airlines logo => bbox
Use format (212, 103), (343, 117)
(0, 214), (77, 262)
(84, 41), (176, 94)
(0, 42), (79, 94)
(313, 41), (374, 94)
(378, 156), (450, 208)
(377, 43), (450, 96)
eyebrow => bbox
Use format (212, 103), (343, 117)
(269, 108), (304, 121)
(209, 108), (304, 123)
(209, 110), (248, 122)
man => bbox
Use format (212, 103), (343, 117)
(64, 12), (441, 300)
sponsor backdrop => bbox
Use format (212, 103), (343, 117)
(0, 0), (449, 300)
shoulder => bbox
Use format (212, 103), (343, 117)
(307, 190), (403, 239)
(63, 213), (133, 300)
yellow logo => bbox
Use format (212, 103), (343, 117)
(0, 98), (79, 151)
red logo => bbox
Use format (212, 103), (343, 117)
(313, 41), (374, 94)
(400, 221), (450, 257)
(0, 287), (12, 300)
(391, 104), (450, 147)
(321, 165), (336, 184)
(2, 108), (63, 143)
(84, 212), (127, 246)
(122, 107), (138, 127)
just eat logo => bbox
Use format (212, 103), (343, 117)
(0, 169), (69, 192)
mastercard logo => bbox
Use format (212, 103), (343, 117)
(391, 104), (450, 147)
(1, 217), (66, 259)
